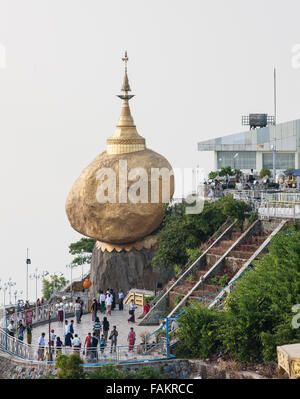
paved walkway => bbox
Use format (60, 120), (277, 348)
(31, 305), (157, 348)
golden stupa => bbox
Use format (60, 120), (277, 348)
(66, 52), (174, 246)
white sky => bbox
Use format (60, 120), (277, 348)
(0, 0), (300, 302)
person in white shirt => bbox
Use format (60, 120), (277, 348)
(7, 320), (16, 337)
(50, 329), (56, 345)
(99, 291), (106, 313)
(72, 334), (81, 353)
(73, 301), (81, 324)
(105, 294), (112, 316)
(38, 333), (46, 360)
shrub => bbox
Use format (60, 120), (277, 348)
(87, 364), (125, 379)
(208, 171), (219, 180)
(174, 293), (184, 305)
(259, 168), (271, 179)
(186, 247), (202, 265)
(177, 303), (224, 359)
(56, 352), (85, 379)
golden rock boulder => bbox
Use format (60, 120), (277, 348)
(65, 148), (174, 244)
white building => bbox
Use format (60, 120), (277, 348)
(197, 118), (300, 175)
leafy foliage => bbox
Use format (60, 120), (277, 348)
(42, 275), (69, 300)
(186, 247), (202, 265)
(152, 195), (249, 271)
(69, 237), (95, 266)
(56, 352), (85, 379)
(219, 166), (235, 177)
(87, 364), (125, 379)
(208, 171), (219, 180)
(177, 304), (224, 359)
(259, 168), (271, 179)
(87, 364), (164, 379)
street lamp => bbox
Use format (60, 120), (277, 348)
(66, 264), (77, 299)
(14, 290), (23, 305)
(7, 278), (16, 305)
(26, 248), (31, 301)
(29, 268), (49, 302)
(0, 283), (8, 309)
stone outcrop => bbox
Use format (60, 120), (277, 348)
(89, 244), (174, 298)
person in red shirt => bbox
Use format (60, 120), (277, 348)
(143, 303), (150, 315)
(84, 332), (92, 359)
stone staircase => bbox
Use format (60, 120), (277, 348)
(168, 218), (285, 319)
(138, 219), (239, 326)
(168, 231), (245, 311)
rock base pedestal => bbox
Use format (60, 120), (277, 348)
(89, 245), (173, 299)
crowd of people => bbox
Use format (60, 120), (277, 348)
(34, 289), (143, 361)
(4, 288), (155, 362)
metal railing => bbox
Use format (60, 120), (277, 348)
(258, 201), (300, 219)
(0, 326), (166, 364)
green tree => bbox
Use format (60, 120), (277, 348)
(56, 352), (85, 379)
(69, 237), (95, 266)
(42, 275), (69, 300)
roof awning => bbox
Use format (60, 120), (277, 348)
(284, 169), (300, 176)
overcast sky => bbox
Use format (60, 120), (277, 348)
(0, 0), (299, 302)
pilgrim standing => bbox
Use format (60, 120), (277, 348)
(128, 299), (136, 323)
(91, 299), (98, 322)
(58, 303), (64, 322)
(118, 290), (124, 311)
(127, 328), (136, 351)
(72, 334), (82, 353)
(105, 293), (112, 316)
(38, 333), (46, 361)
(74, 300), (81, 324)
(109, 326), (118, 353)
(99, 291), (106, 313)
(93, 317), (101, 340)
(84, 332), (92, 359)
(102, 316), (110, 343)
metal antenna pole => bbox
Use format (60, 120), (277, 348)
(272, 68), (277, 181)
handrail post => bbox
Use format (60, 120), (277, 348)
(166, 317), (169, 357)
(5, 309), (7, 351)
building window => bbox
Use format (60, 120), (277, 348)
(262, 153), (295, 170)
(217, 152), (256, 170)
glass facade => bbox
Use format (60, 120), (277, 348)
(262, 153), (295, 170)
(217, 151), (256, 170)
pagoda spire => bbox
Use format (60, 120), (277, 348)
(106, 51), (146, 155)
